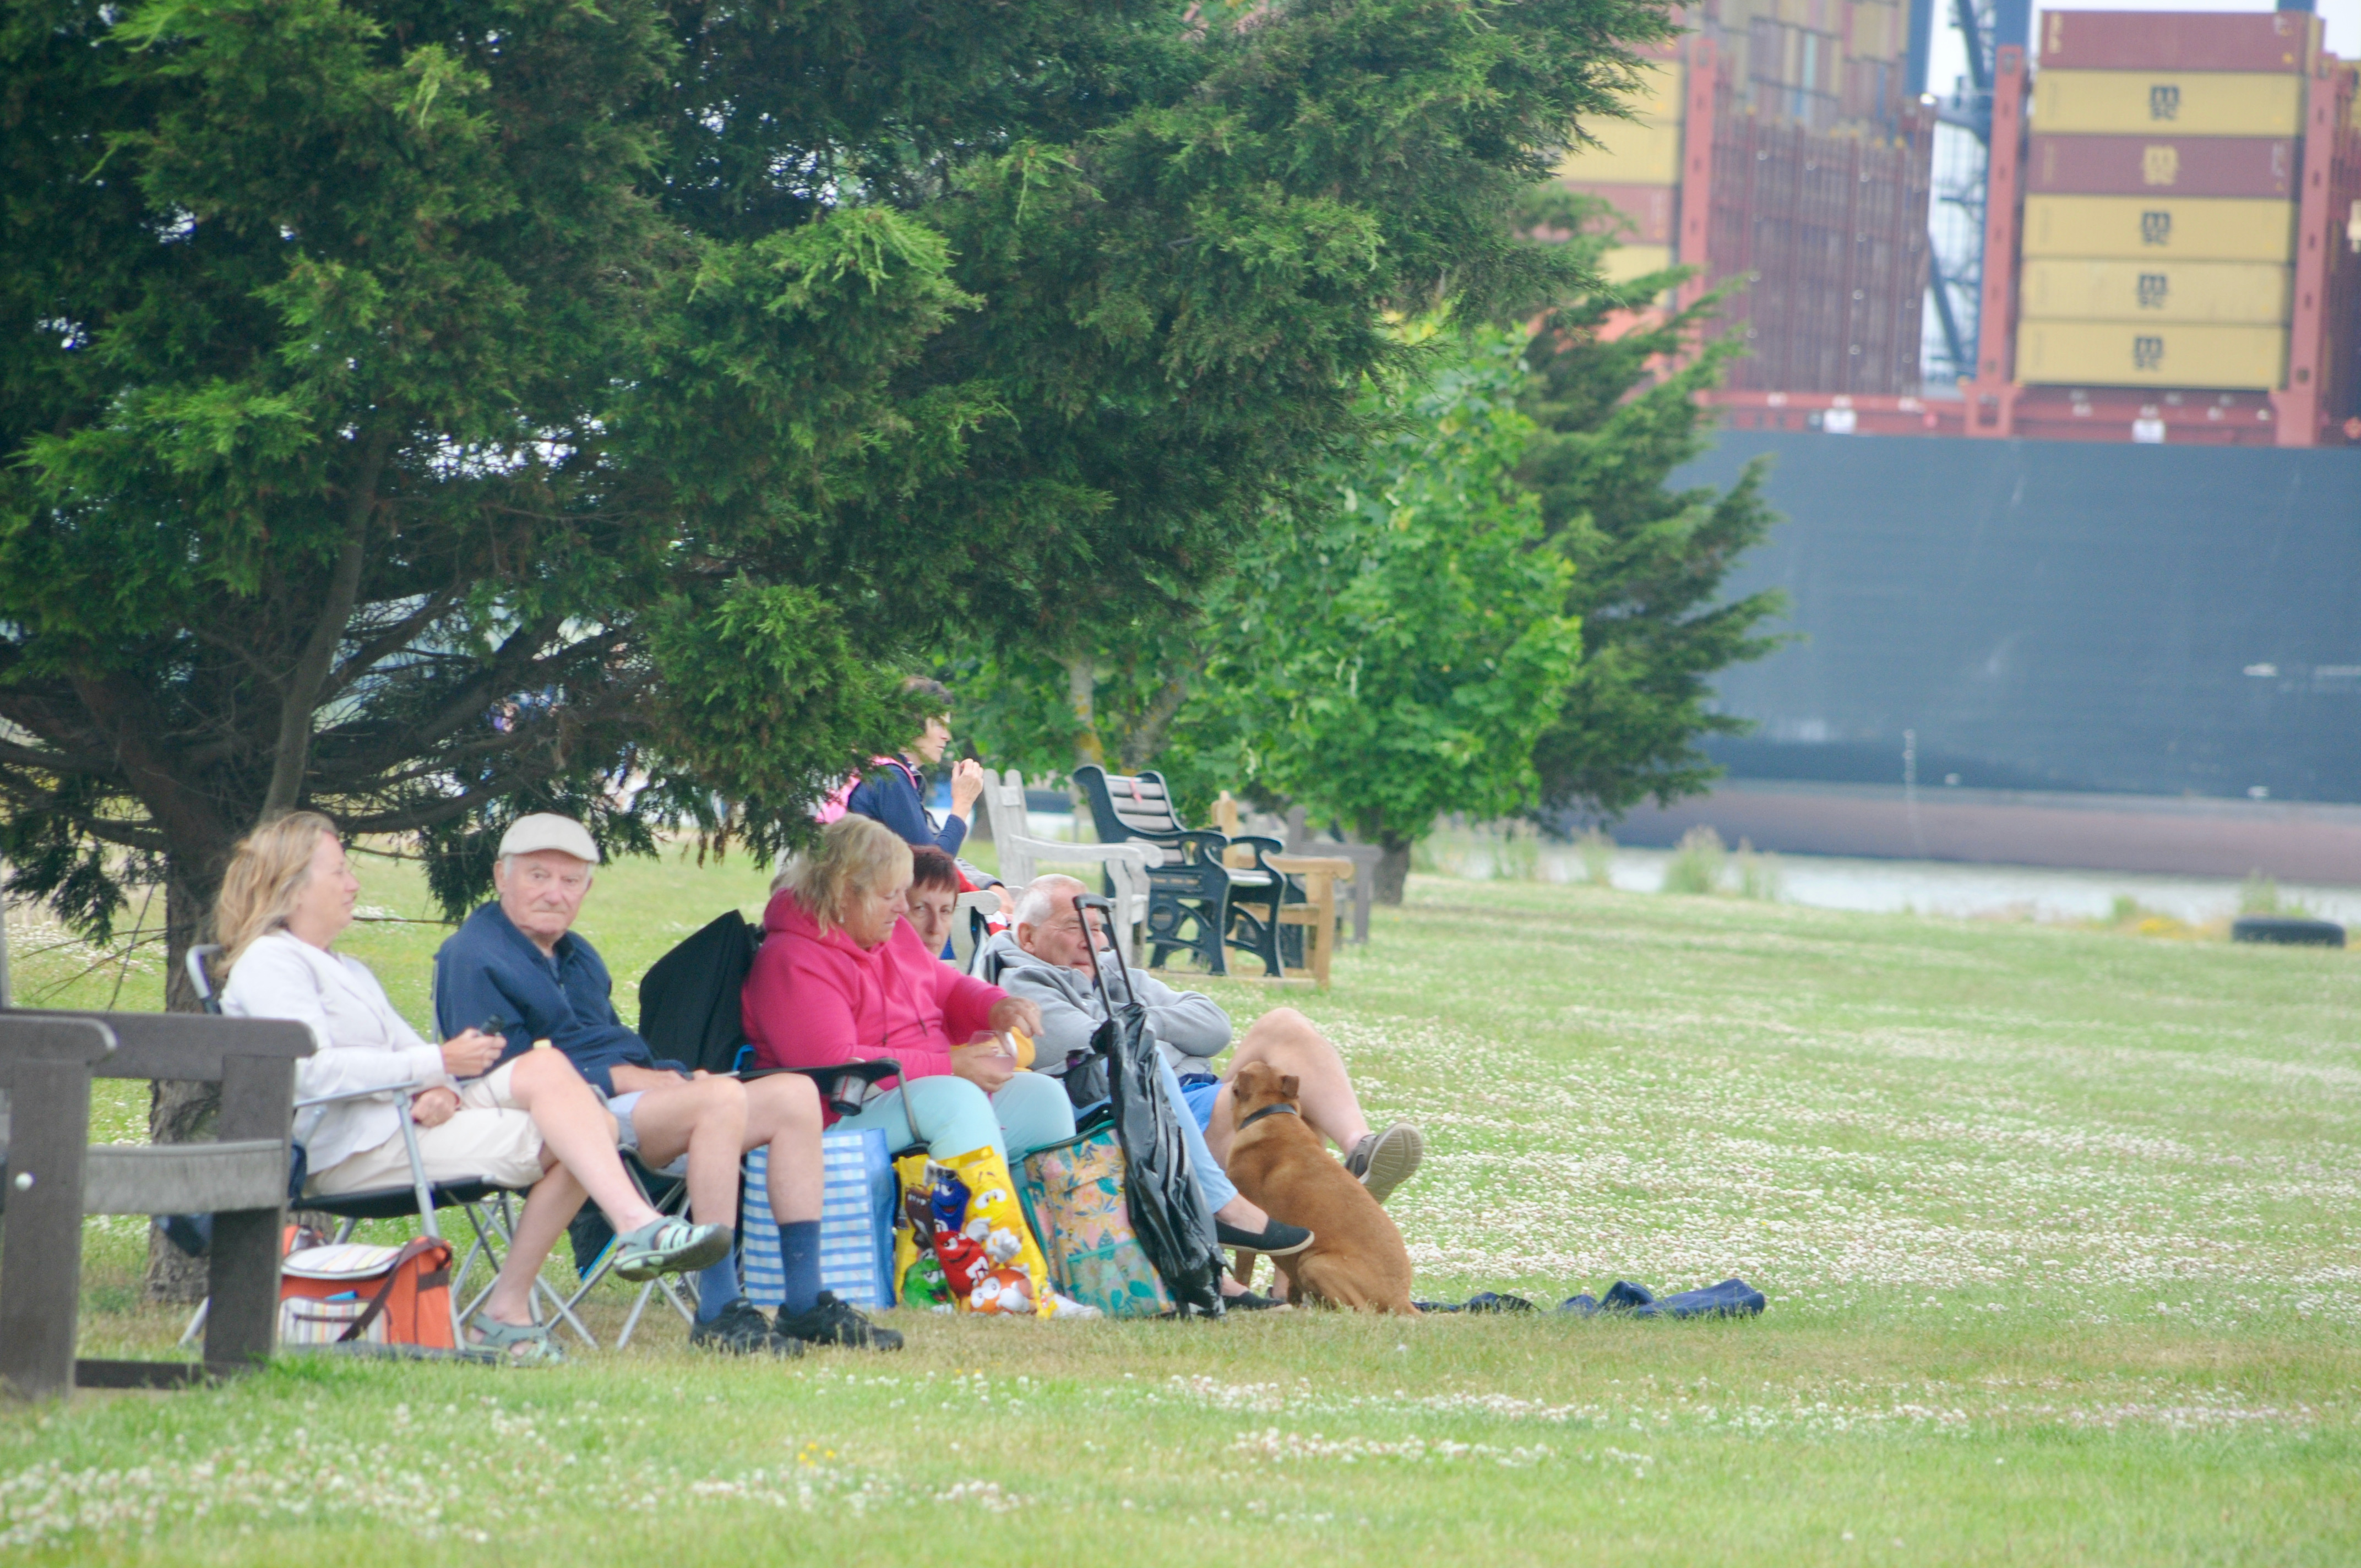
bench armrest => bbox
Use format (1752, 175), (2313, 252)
(1003, 836), (1162, 869)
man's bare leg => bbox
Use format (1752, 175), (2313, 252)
(1204, 1008), (1373, 1162)
(616, 1070), (751, 1226)
(742, 1073), (824, 1224)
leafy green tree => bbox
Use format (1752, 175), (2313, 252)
(1509, 190), (1789, 822)
(1198, 326), (1581, 898)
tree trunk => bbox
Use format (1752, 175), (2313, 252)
(1374, 836), (1413, 905)
(145, 854), (232, 1302)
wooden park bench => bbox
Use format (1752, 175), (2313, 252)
(1074, 765), (1287, 977)
(0, 1009), (312, 1400)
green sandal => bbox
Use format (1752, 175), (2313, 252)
(465, 1310), (567, 1367)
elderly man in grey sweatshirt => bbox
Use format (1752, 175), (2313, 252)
(984, 875), (1422, 1207)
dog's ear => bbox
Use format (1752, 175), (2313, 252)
(1279, 1073), (1301, 1103)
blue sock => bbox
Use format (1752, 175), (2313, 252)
(693, 1240), (741, 1322)
(778, 1221), (823, 1316)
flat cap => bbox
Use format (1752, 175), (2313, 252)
(497, 813), (601, 864)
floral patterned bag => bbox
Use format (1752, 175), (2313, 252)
(1019, 1123), (1172, 1318)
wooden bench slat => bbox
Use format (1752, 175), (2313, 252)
(80, 1141), (286, 1217)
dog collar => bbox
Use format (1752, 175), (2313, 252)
(1237, 1102), (1299, 1130)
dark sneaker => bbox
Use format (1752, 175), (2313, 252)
(1220, 1288), (1288, 1311)
(1342, 1123), (1423, 1204)
(1215, 1217), (1313, 1256)
(775, 1291), (903, 1351)
(690, 1297), (802, 1355)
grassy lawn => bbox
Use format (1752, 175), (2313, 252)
(3, 849), (2357, 1564)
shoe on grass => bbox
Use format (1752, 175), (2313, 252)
(1215, 1217), (1313, 1255)
(1220, 1288), (1287, 1311)
(774, 1291), (902, 1351)
(1343, 1123), (1423, 1204)
(692, 1296), (803, 1355)
(611, 1218), (732, 1282)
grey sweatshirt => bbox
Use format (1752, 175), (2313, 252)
(981, 932), (1233, 1077)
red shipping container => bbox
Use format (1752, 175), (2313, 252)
(1557, 180), (1677, 243)
(2027, 134), (2295, 199)
(2037, 9), (2316, 75)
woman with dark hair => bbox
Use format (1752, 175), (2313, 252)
(845, 677), (983, 857)
(906, 845), (965, 958)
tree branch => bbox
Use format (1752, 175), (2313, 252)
(320, 585), (461, 706)
(263, 427), (391, 819)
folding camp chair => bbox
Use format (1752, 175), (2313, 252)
(178, 946), (590, 1349)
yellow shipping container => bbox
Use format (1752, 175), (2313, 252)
(2033, 69), (2304, 138)
(1600, 243), (1675, 285)
(2019, 258), (2293, 323)
(1557, 60), (1683, 186)
(2015, 320), (2288, 389)
(2021, 195), (2296, 261)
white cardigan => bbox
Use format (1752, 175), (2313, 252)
(220, 930), (453, 1174)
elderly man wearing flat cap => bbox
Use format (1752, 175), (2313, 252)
(435, 813), (896, 1354)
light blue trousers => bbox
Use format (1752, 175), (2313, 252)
(834, 1070), (1075, 1161)
(1156, 1057), (1237, 1213)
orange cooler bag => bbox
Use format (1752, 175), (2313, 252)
(280, 1239), (455, 1349)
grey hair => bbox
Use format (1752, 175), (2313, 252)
(1014, 874), (1090, 929)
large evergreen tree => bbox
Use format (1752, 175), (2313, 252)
(1510, 190), (1788, 821)
(1, 0), (1668, 1293)
(2, 0), (1668, 944)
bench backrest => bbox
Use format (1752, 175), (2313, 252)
(6, 1009), (313, 1084)
(980, 767), (1032, 845)
(1077, 765), (1188, 843)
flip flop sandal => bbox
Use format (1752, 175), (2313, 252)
(610, 1218), (732, 1282)
(466, 1310), (566, 1367)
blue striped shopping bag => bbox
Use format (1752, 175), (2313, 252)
(741, 1128), (897, 1309)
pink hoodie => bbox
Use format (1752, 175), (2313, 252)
(741, 889), (1005, 1104)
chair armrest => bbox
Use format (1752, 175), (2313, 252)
(745, 1059), (903, 1119)
(294, 1081), (425, 1111)
(1226, 834), (1291, 889)
(1130, 829), (1230, 867)
(1004, 835), (1162, 869)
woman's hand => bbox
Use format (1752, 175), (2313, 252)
(987, 995), (1041, 1041)
(440, 1029), (503, 1079)
(949, 1039), (1017, 1095)
(948, 756), (986, 817)
(410, 1087), (462, 1128)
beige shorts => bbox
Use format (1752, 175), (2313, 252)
(308, 1059), (548, 1195)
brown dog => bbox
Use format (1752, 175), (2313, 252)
(1223, 1061), (1420, 1315)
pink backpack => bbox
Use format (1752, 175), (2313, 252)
(814, 756), (915, 824)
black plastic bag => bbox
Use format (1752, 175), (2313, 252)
(1075, 894), (1227, 1319)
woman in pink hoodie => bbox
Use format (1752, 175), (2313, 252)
(742, 815), (1075, 1161)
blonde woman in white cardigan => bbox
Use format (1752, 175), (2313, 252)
(216, 812), (728, 1363)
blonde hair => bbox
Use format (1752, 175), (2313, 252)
(215, 811), (340, 967)
(777, 815), (913, 937)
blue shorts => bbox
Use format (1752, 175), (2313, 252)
(1176, 1074), (1221, 1129)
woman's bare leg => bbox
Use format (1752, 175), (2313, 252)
(1204, 1008), (1372, 1163)
(501, 1048), (662, 1231)
(482, 1159), (586, 1325)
